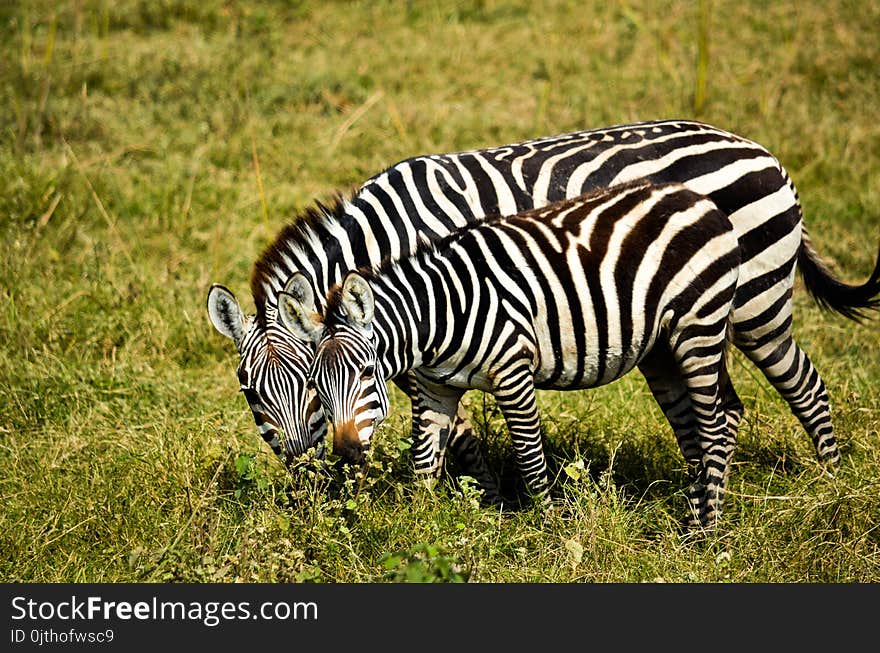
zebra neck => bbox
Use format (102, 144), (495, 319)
(369, 267), (435, 380)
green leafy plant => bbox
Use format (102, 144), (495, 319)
(379, 543), (470, 583)
(233, 452), (270, 499)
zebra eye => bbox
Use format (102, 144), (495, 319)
(306, 378), (316, 390)
(240, 386), (259, 404)
(362, 364), (375, 379)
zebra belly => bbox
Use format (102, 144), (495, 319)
(417, 334), (651, 393)
(524, 237), (666, 391)
(532, 333), (655, 391)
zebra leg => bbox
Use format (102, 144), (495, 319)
(720, 373), (744, 455)
(391, 372), (429, 466)
(638, 345), (701, 466)
(409, 378), (466, 481)
(395, 375), (438, 478)
(710, 354), (741, 521)
(491, 363), (551, 503)
(638, 344), (744, 469)
(670, 326), (735, 530)
(731, 296), (839, 465)
(393, 373), (499, 501)
(446, 401), (502, 506)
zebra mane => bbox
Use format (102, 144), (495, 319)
(250, 190), (355, 328)
(258, 176), (660, 327)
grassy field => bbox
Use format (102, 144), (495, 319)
(2, 0), (879, 583)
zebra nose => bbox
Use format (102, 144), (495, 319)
(333, 419), (365, 465)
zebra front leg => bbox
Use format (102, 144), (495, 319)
(394, 372), (499, 500)
(446, 401), (502, 506)
(491, 363), (551, 504)
(409, 378), (466, 485)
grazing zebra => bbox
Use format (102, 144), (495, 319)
(207, 119), (880, 488)
(208, 276), (329, 467)
(279, 182), (743, 527)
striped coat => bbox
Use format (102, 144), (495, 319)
(279, 182), (742, 527)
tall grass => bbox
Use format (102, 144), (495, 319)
(1, 0), (878, 582)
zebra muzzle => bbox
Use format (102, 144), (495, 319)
(332, 419), (366, 466)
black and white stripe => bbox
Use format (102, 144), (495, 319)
(281, 182), (742, 527)
(209, 119), (880, 482)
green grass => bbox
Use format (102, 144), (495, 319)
(2, 0), (879, 583)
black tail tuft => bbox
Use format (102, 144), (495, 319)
(797, 230), (880, 323)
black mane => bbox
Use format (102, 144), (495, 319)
(249, 191), (353, 327)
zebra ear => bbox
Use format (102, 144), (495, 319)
(340, 272), (375, 328)
(207, 284), (246, 350)
(282, 272), (317, 312)
(277, 290), (326, 343)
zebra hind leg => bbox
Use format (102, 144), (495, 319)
(733, 311), (839, 466)
(638, 345), (702, 467)
(670, 326), (737, 531)
(707, 356), (742, 524)
(640, 343), (742, 530)
(638, 344), (744, 469)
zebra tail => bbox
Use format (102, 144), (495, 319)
(797, 226), (880, 323)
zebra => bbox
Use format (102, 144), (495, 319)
(208, 275), (328, 468)
(278, 181), (743, 527)
(207, 119), (880, 491)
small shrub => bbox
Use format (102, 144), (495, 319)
(379, 543), (470, 583)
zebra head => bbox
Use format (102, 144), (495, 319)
(278, 271), (390, 467)
(206, 277), (328, 465)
